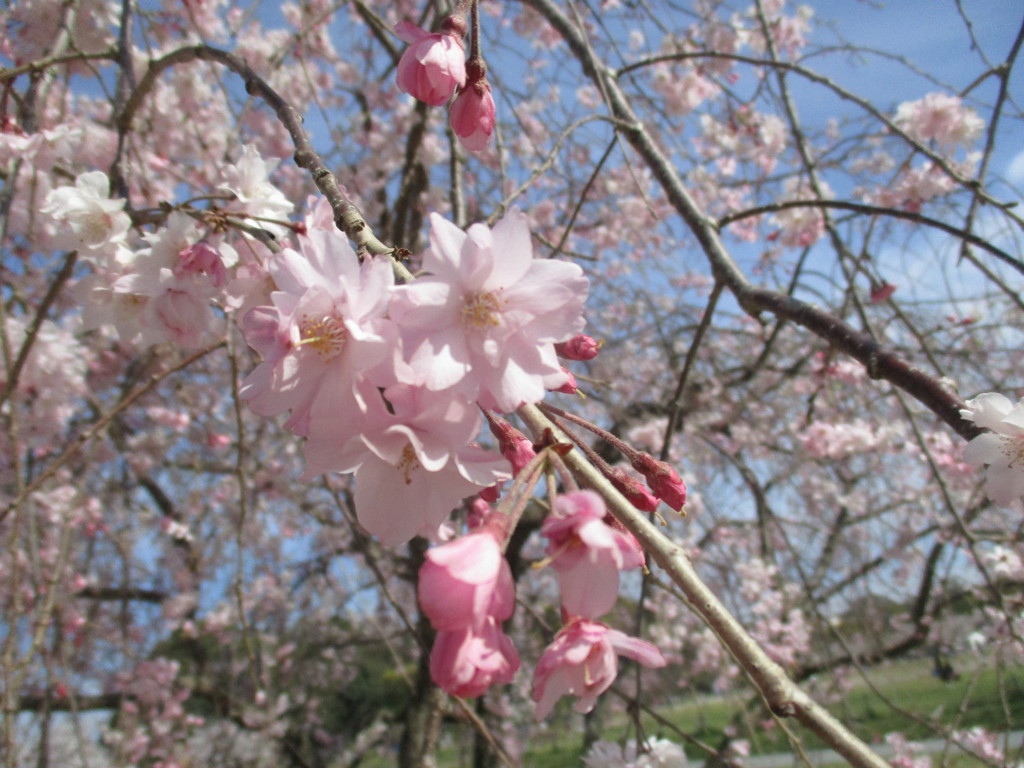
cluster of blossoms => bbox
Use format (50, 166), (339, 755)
(241, 202), (589, 544)
(40, 135), (684, 720)
(419, 522), (520, 697)
(395, 12), (496, 152)
(894, 93), (985, 151)
(418, 491), (666, 717)
(42, 148), (291, 350)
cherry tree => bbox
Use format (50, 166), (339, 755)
(1, 0), (1022, 767)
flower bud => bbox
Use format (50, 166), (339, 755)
(555, 334), (601, 361)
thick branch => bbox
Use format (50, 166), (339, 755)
(519, 403), (890, 768)
(519, 0), (979, 441)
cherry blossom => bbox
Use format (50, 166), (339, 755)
(389, 210), (588, 412)
(960, 393), (1024, 507)
(894, 93), (985, 150)
(532, 619), (666, 720)
(429, 618), (521, 699)
(41, 170), (131, 260)
(239, 207), (395, 438)
(395, 21), (466, 106)
(419, 528), (514, 631)
(449, 63), (496, 152)
(541, 490), (644, 619)
(218, 144), (295, 238)
(583, 737), (687, 768)
(419, 527), (520, 696)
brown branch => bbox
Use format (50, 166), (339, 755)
(116, 45), (401, 264)
(75, 586), (167, 603)
(0, 343), (224, 525)
(519, 402), (891, 768)
(718, 198), (1024, 276)
(16, 692), (122, 713)
(0, 251), (78, 411)
(521, 0), (990, 442)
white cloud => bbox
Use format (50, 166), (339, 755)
(1006, 148), (1024, 186)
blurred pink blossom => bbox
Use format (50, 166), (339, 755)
(542, 490), (644, 619)
(532, 619), (665, 719)
(419, 529), (514, 631)
(430, 618), (521, 698)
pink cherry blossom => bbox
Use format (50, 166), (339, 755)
(419, 529), (515, 631)
(532, 619), (666, 720)
(239, 202), (396, 438)
(389, 210), (588, 412)
(449, 65), (496, 152)
(176, 241), (228, 288)
(395, 21), (466, 106)
(305, 384), (509, 545)
(894, 92), (985, 150)
(430, 617), (520, 698)
(218, 144), (295, 238)
(960, 393), (1024, 507)
(541, 491), (644, 619)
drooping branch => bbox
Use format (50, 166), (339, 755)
(616, 48), (1023, 225)
(116, 44), (410, 277)
(0, 343), (224, 525)
(717, 195), (1024, 277)
(518, 403), (891, 768)
(518, 0), (980, 442)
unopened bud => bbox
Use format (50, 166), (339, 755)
(555, 334), (602, 361)
(607, 467), (660, 512)
(631, 453), (686, 511)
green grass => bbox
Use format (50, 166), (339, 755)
(358, 656), (1022, 766)
(630, 655), (1024, 757)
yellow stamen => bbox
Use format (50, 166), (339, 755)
(297, 315), (347, 361)
(461, 291), (502, 328)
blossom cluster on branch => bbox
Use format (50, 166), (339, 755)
(2, 0), (1023, 763)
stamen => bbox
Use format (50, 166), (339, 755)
(398, 443), (420, 485)
(1002, 439), (1024, 469)
(461, 291), (502, 328)
(297, 315), (347, 361)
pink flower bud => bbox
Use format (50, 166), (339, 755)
(607, 467), (660, 512)
(467, 497), (492, 529)
(553, 366), (579, 395)
(555, 334), (601, 361)
(869, 281), (897, 303)
(630, 453), (687, 511)
(450, 66), (495, 152)
(395, 21), (466, 106)
(487, 413), (537, 476)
